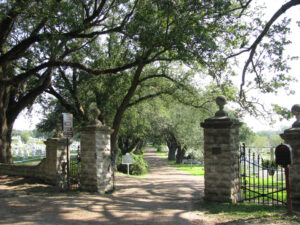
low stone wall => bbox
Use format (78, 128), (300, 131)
(0, 159), (53, 183)
(0, 137), (68, 186)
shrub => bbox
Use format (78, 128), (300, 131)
(130, 154), (148, 175)
(262, 159), (278, 169)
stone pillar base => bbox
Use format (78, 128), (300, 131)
(201, 96), (241, 203)
(281, 126), (300, 212)
(44, 138), (68, 190)
(80, 125), (114, 193)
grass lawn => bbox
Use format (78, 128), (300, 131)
(241, 177), (286, 204)
(155, 150), (204, 176)
(196, 202), (300, 224)
(14, 159), (42, 165)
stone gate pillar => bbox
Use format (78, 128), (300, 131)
(200, 96), (242, 203)
(280, 104), (300, 211)
(80, 103), (114, 193)
(43, 123), (68, 190)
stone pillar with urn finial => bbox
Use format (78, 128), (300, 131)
(80, 103), (114, 193)
(280, 104), (300, 211)
(43, 122), (69, 190)
(200, 96), (242, 203)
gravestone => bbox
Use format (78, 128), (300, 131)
(24, 149), (29, 159)
(36, 150), (42, 158)
(32, 149), (36, 158)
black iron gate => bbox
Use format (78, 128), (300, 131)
(69, 147), (81, 189)
(239, 144), (287, 205)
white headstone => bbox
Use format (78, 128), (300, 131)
(32, 149), (36, 158)
(24, 149), (29, 159)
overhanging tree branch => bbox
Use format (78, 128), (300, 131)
(7, 69), (52, 122)
(127, 91), (171, 108)
(240, 0), (300, 98)
(45, 86), (78, 118)
(2, 58), (144, 85)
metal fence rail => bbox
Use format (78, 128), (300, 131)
(69, 153), (81, 190)
(239, 144), (287, 205)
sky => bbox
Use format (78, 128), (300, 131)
(13, 0), (300, 132)
(241, 0), (300, 131)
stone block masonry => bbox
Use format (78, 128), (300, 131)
(280, 104), (300, 211)
(201, 96), (242, 203)
(80, 124), (114, 193)
(0, 137), (69, 191)
(43, 138), (69, 190)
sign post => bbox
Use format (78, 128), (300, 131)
(62, 113), (73, 189)
(122, 153), (134, 175)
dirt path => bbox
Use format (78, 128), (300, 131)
(0, 148), (205, 225)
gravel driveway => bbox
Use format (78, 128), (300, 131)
(0, 148), (205, 225)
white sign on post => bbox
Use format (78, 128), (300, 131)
(122, 153), (134, 175)
(62, 113), (73, 137)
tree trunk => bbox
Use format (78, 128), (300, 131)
(110, 64), (145, 168)
(176, 145), (187, 164)
(0, 85), (13, 163)
(118, 136), (141, 155)
(0, 121), (13, 164)
(0, 69), (52, 163)
(166, 132), (178, 161)
(167, 139), (177, 161)
(134, 140), (145, 155)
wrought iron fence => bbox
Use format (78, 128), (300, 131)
(239, 143), (286, 205)
(69, 151), (81, 190)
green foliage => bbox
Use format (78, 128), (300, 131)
(36, 99), (81, 139)
(272, 104), (293, 121)
(13, 130), (34, 143)
(262, 159), (278, 169)
(20, 132), (30, 144)
(130, 154), (149, 175)
(253, 130), (283, 147)
(252, 135), (268, 147)
(239, 124), (255, 145)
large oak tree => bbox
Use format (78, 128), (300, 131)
(0, 0), (138, 163)
(38, 0), (255, 170)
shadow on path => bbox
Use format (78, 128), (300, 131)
(0, 148), (204, 225)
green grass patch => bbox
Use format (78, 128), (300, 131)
(14, 159), (42, 165)
(155, 151), (168, 158)
(168, 160), (204, 176)
(197, 202), (300, 224)
(155, 150), (204, 176)
(241, 172), (287, 203)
